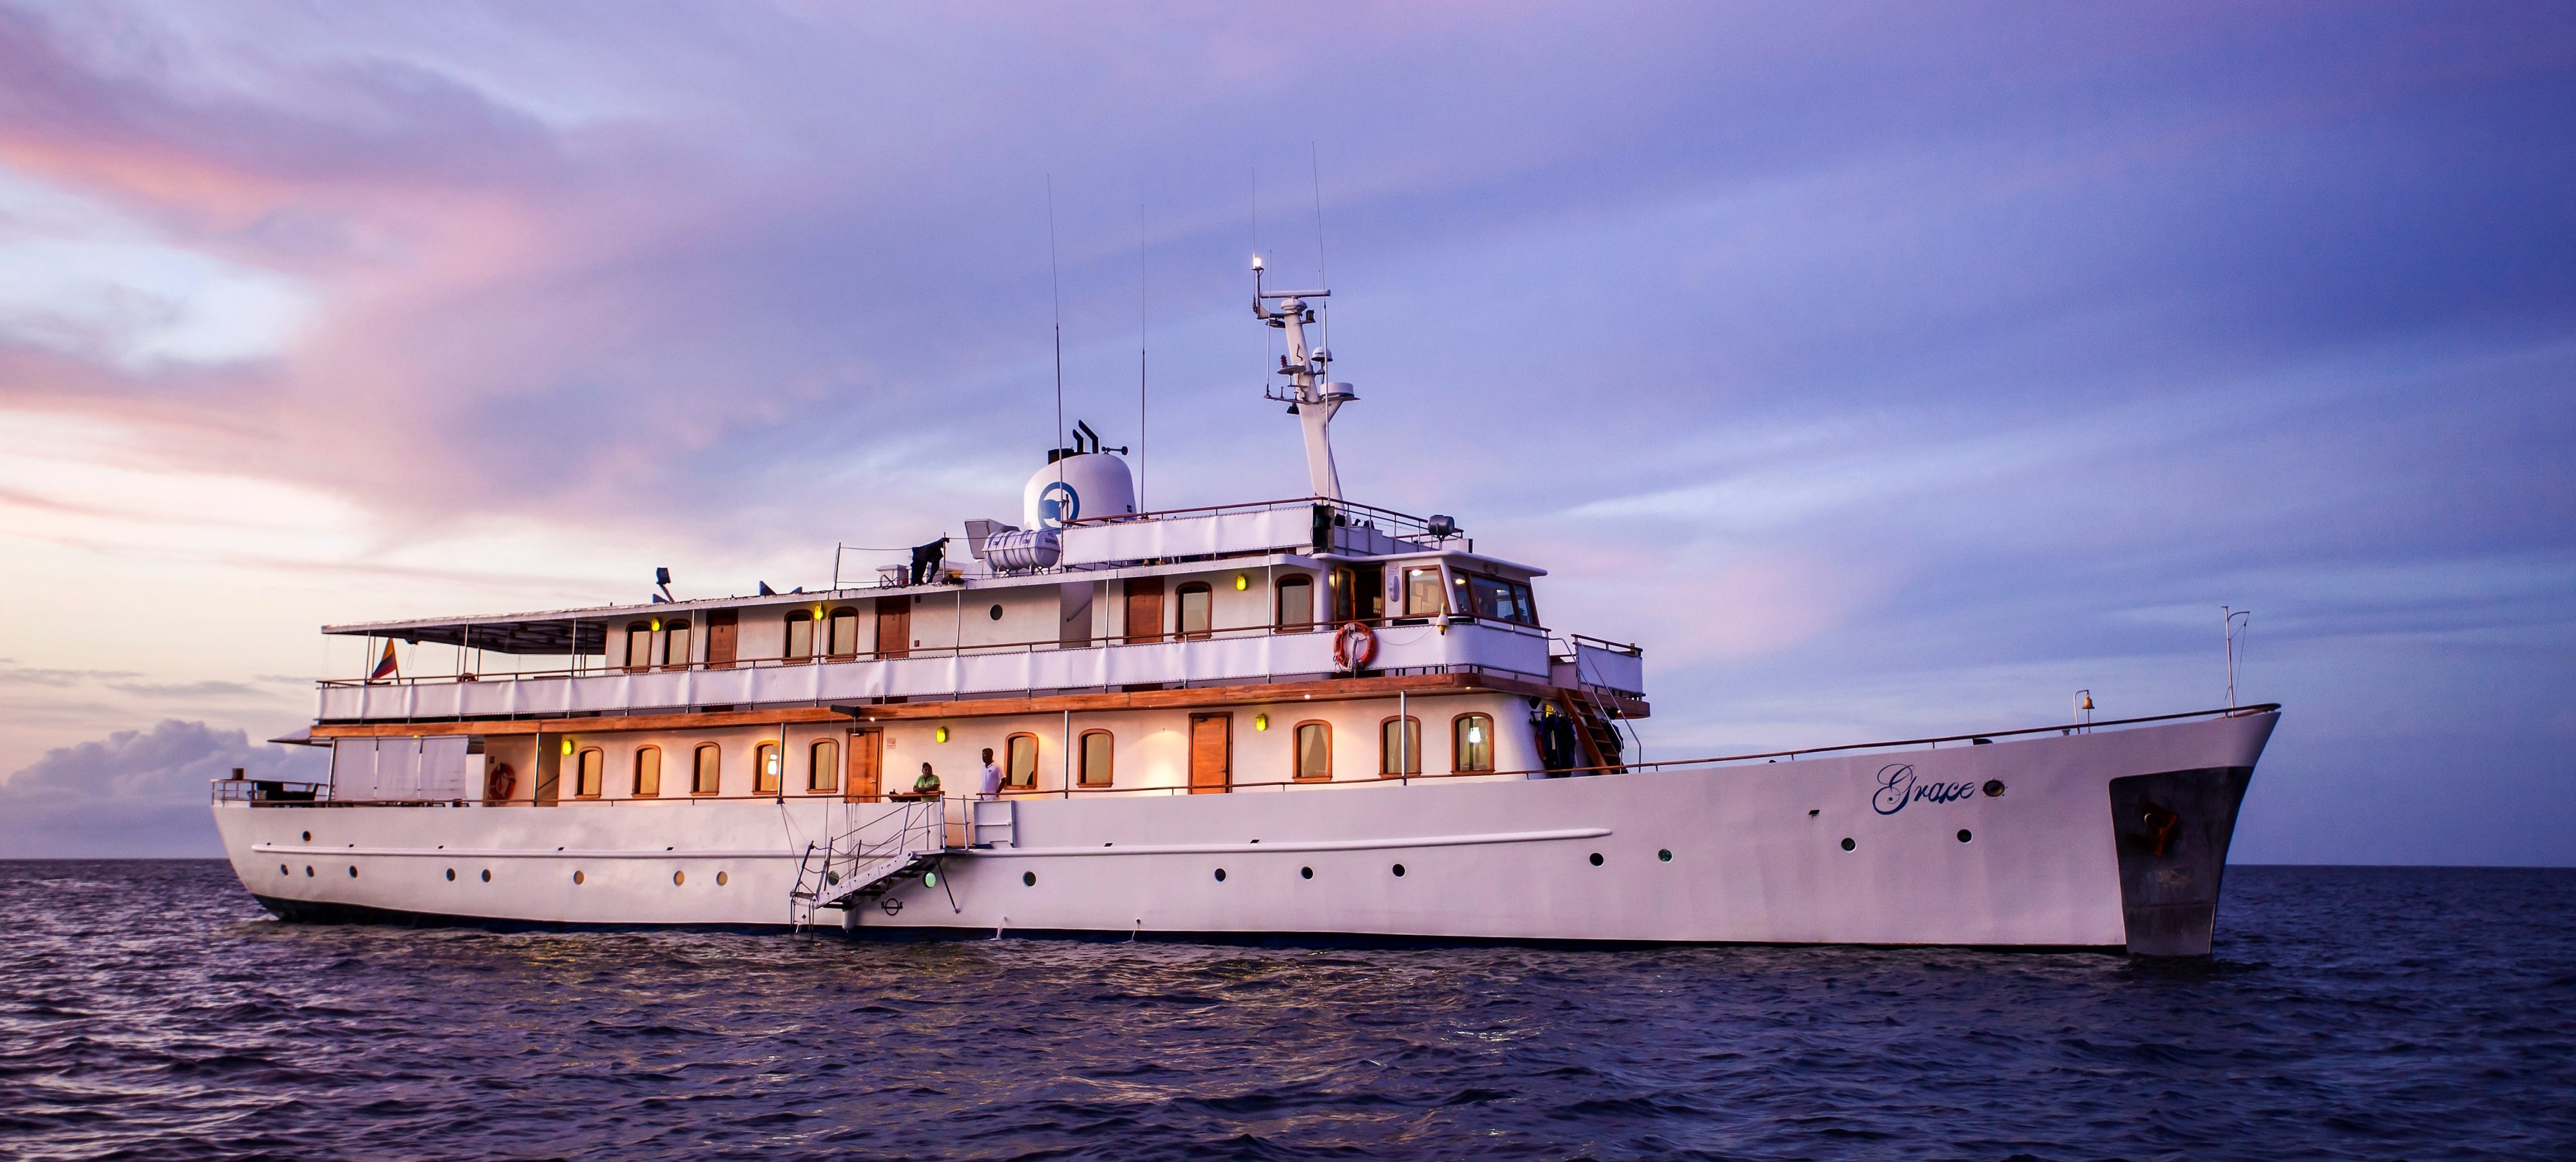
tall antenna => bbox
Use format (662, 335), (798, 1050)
(1047, 174), (1064, 482)
(1309, 140), (1330, 359)
(1137, 198), (1148, 512)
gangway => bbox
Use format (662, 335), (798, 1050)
(788, 797), (1019, 930)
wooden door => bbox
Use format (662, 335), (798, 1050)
(706, 610), (739, 669)
(875, 595), (910, 659)
(1125, 577), (1165, 644)
(1189, 713), (1231, 794)
(845, 729), (882, 801)
(533, 736), (561, 805)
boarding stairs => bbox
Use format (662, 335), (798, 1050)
(1558, 683), (1634, 774)
(787, 797), (1020, 931)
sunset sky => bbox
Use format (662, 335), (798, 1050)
(1, 3), (2570, 862)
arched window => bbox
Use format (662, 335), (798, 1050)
(574, 748), (605, 798)
(659, 619), (691, 669)
(809, 738), (839, 793)
(1379, 716), (1421, 777)
(1005, 733), (1039, 789)
(634, 746), (662, 797)
(754, 742), (782, 794)
(1453, 713), (1495, 773)
(1176, 582), (1213, 640)
(1079, 730), (1113, 787)
(692, 744), (721, 795)
(624, 622), (653, 672)
(783, 610), (816, 661)
(826, 608), (862, 659)
(1276, 575), (1314, 632)
(1294, 721), (1332, 781)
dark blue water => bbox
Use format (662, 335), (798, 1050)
(1, 863), (2568, 1160)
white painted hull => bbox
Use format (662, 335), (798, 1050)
(217, 711), (2275, 951)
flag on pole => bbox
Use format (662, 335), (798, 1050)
(370, 639), (399, 681)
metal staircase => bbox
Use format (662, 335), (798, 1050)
(788, 799), (949, 931)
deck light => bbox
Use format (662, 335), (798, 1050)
(560, 738), (573, 756)
(1255, 714), (1269, 731)
(936, 726), (949, 744)
(1251, 254), (1264, 270)
(1235, 575), (1249, 591)
(650, 619), (661, 632)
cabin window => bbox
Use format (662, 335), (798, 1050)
(1005, 733), (1039, 789)
(624, 622), (653, 671)
(754, 742), (782, 794)
(659, 619), (691, 668)
(634, 746), (662, 797)
(1176, 582), (1213, 639)
(784, 610), (815, 661)
(1331, 563), (1384, 624)
(692, 744), (721, 795)
(1276, 575), (1314, 632)
(1403, 567), (1446, 618)
(574, 748), (604, 798)
(1294, 721), (1332, 781)
(1454, 713), (1495, 773)
(826, 608), (861, 659)
(1458, 572), (1540, 626)
(809, 739), (839, 793)
(1079, 730), (1113, 787)
(1379, 716), (1421, 776)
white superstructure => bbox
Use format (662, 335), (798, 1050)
(213, 261), (2277, 956)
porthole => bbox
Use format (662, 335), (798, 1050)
(1840, 838), (1856, 852)
(1983, 780), (2006, 798)
(1023, 871), (1036, 886)
(348, 866), (358, 878)
(1392, 863), (1406, 877)
(301, 830), (312, 842)
(305, 865), (314, 877)
(278, 864), (289, 876)
(716, 871), (730, 886)
(989, 604), (1003, 621)
(480, 869), (491, 883)
(573, 870), (586, 885)
(673, 870), (687, 886)
(1957, 829), (1973, 843)
(1213, 868), (1227, 882)
(1588, 852), (1604, 867)
(1300, 867), (1314, 879)
(446, 868), (456, 881)
(1658, 849), (1672, 863)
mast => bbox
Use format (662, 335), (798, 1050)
(1254, 257), (1354, 501)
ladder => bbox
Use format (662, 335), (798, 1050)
(788, 798), (949, 931)
(1557, 684), (1632, 774)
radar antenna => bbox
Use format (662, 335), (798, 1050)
(1253, 257), (1354, 500)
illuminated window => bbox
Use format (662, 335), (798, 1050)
(574, 748), (604, 798)
(1453, 713), (1494, 773)
(634, 746), (661, 797)
(1294, 721), (1332, 781)
(784, 610), (815, 661)
(809, 738), (839, 793)
(1079, 730), (1113, 787)
(754, 742), (782, 794)
(1403, 567), (1446, 618)
(826, 608), (861, 658)
(1176, 582), (1213, 639)
(1276, 575), (1314, 632)
(1005, 733), (1039, 789)
(1379, 716), (1421, 776)
(624, 622), (653, 672)
(692, 744), (721, 795)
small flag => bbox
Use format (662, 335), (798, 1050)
(370, 639), (399, 681)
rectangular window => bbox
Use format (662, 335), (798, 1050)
(660, 619), (690, 669)
(1403, 567), (1446, 618)
(1380, 717), (1421, 776)
(754, 742), (781, 794)
(625, 623), (653, 672)
(575, 748), (603, 798)
(1276, 575), (1314, 632)
(634, 747), (661, 797)
(827, 609), (860, 658)
(1459, 572), (1539, 626)
(1006, 734), (1039, 789)
(810, 739), (839, 792)
(1294, 722), (1331, 781)
(693, 744), (720, 795)
(785, 614), (815, 661)
(1079, 731), (1113, 787)
(1454, 714), (1494, 773)
(1177, 583), (1212, 639)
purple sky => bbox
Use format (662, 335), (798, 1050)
(1, 3), (2570, 862)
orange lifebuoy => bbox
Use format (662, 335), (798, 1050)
(1332, 621), (1378, 671)
(487, 763), (517, 801)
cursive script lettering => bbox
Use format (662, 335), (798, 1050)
(1871, 764), (1978, 816)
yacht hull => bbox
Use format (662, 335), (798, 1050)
(216, 710), (2275, 954)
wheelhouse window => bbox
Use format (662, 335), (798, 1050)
(754, 742), (782, 794)
(634, 746), (661, 797)
(1079, 730), (1113, 787)
(692, 744), (721, 795)
(1176, 582), (1213, 639)
(624, 622), (653, 672)
(1457, 571), (1539, 626)
(1276, 574), (1314, 632)
(659, 619), (690, 669)
(826, 608), (861, 659)
(809, 739), (839, 793)
(1403, 567), (1446, 619)
(1294, 721), (1332, 781)
(1380, 716), (1421, 777)
(574, 748), (604, 798)
(784, 610), (816, 661)
(1005, 733), (1039, 789)
(1453, 713), (1495, 773)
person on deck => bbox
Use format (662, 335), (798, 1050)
(978, 748), (1003, 799)
(905, 762), (942, 800)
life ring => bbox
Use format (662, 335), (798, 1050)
(1332, 621), (1378, 671)
(486, 763), (516, 801)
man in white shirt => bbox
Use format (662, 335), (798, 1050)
(978, 747), (1003, 799)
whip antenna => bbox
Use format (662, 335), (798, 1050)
(1047, 175), (1064, 482)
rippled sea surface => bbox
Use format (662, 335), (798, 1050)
(2, 863), (2570, 1160)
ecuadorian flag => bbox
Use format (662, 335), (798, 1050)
(369, 639), (399, 681)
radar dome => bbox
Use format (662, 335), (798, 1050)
(1023, 453), (1135, 530)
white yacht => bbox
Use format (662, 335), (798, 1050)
(214, 262), (2278, 955)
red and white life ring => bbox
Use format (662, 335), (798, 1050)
(486, 763), (516, 801)
(1332, 621), (1379, 671)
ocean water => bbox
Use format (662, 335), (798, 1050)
(0, 862), (2568, 1161)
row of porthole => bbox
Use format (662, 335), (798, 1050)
(1004, 848), (1685, 888)
(1835, 830), (1974, 852)
(281, 863), (731, 886)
